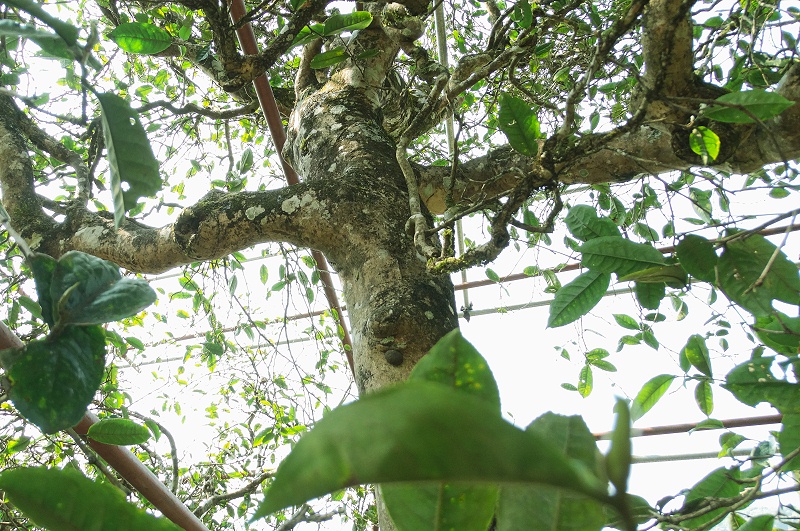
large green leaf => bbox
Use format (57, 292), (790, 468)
(724, 356), (800, 413)
(496, 413), (607, 531)
(681, 334), (712, 378)
(703, 90), (795, 123)
(679, 467), (743, 528)
(778, 413), (800, 471)
(291, 23), (326, 47)
(87, 418), (151, 445)
(675, 234), (717, 282)
(96, 92), (161, 228)
(383, 331), (500, 531)
(630, 374), (676, 422)
(580, 237), (666, 277)
(737, 515), (775, 531)
(498, 93), (540, 157)
(2, 0), (79, 45)
(309, 47), (348, 69)
(620, 265), (687, 288)
(564, 205), (620, 242)
(49, 251), (156, 327)
(0, 467), (180, 530)
(634, 281), (666, 310)
(717, 234), (800, 317)
(0, 20), (75, 60)
(28, 253), (57, 328)
(109, 22), (172, 55)
(753, 312), (800, 355)
(252, 383), (609, 519)
(322, 12), (373, 36)
(6, 326), (106, 433)
(548, 270), (610, 328)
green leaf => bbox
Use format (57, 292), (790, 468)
(6, 326), (106, 433)
(252, 383), (608, 519)
(564, 205), (620, 242)
(695, 380), (714, 416)
(724, 356), (800, 413)
(703, 90), (795, 123)
(384, 332), (501, 530)
(496, 414), (607, 531)
(689, 126), (720, 164)
(96, 93), (161, 228)
(590, 359), (617, 372)
(680, 467), (742, 528)
(737, 515), (774, 531)
(718, 234), (800, 317)
(681, 334), (712, 378)
(498, 93), (540, 156)
(753, 312), (800, 355)
(49, 251), (157, 327)
(676, 234), (717, 282)
(0, 467), (180, 530)
(309, 46), (348, 69)
(547, 270), (610, 328)
(778, 413), (800, 471)
(485, 268), (501, 282)
(29, 253), (57, 327)
(630, 374), (676, 422)
(237, 148), (253, 174)
(291, 23), (325, 47)
(87, 418), (151, 445)
(620, 265), (687, 288)
(580, 237), (666, 277)
(613, 314), (639, 330)
(605, 399), (631, 493)
(322, 11), (373, 36)
(635, 281), (666, 310)
(0, 20), (75, 61)
(109, 22), (172, 54)
(578, 365), (593, 398)
(2, 0), (79, 45)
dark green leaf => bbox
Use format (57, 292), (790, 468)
(620, 265), (687, 288)
(718, 234), (800, 316)
(630, 374), (676, 422)
(253, 383), (609, 519)
(635, 281), (666, 310)
(87, 418), (151, 445)
(0, 467), (180, 530)
(753, 312), (800, 355)
(564, 205), (620, 242)
(2, 0), (79, 45)
(0, 20), (75, 60)
(724, 356), (800, 413)
(695, 380), (714, 416)
(496, 414), (607, 531)
(96, 93), (161, 228)
(322, 12), (373, 36)
(737, 515), (774, 531)
(682, 334), (712, 378)
(680, 468), (742, 528)
(310, 47), (348, 69)
(109, 22), (172, 54)
(49, 251), (156, 327)
(580, 237), (665, 277)
(703, 90), (795, 123)
(7, 326), (106, 433)
(498, 93), (540, 156)
(547, 270), (610, 328)
(29, 253), (57, 327)
(676, 234), (717, 282)
(778, 413), (800, 471)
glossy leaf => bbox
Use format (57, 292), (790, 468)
(675, 234), (717, 282)
(7, 326), (106, 433)
(564, 205), (620, 242)
(689, 126), (720, 164)
(724, 356), (800, 413)
(498, 93), (540, 156)
(96, 92), (161, 228)
(383, 331), (500, 531)
(0, 467), (180, 530)
(695, 380), (714, 416)
(580, 237), (665, 277)
(548, 270), (610, 327)
(310, 47), (348, 69)
(630, 374), (676, 422)
(109, 22), (172, 54)
(496, 414), (607, 531)
(681, 334), (712, 378)
(718, 234), (800, 317)
(322, 12), (373, 36)
(291, 23), (325, 47)
(87, 418), (151, 445)
(703, 90), (795, 123)
(49, 251), (157, 327)
(253, 383), (609, 519)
